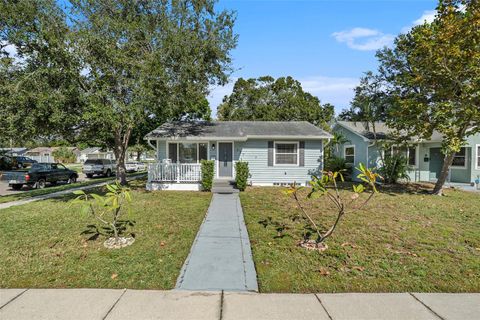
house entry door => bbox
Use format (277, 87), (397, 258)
(218, 143), (233, 178)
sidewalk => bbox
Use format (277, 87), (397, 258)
(0, 173), (146, 210)
(176, 193), (258, 291)
(1, 289), (478, 320)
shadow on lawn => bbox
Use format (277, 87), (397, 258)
(334, 181), (433, 196)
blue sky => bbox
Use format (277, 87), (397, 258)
(208, 0), (438, 116)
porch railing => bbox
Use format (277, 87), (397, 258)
(148, 163), (201, 183)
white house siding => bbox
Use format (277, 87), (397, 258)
(237, 139), (323, 186)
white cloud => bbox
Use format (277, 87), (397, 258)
(1, 41), (18, 57)
(332, 27), (395, 51)
(299, 76), (358, 112)
(207, 76), (357, 117)
(401, 10), (437, 33)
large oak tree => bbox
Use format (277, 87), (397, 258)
(1, 0), (237, 183)
(375, 0), (479, 195)
(217, 76), (334, 130)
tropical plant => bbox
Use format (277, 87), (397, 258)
(324, 156), (352, 179)
(235, 161), (249, 191)
(379, 153), (410, 184)
(286, 163), (381, 250)
(72, 182), (134, 249)
(200, 160), (215, 191)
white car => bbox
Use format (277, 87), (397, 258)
(125, 162), (146, 173)
(125, 162), (138, 173)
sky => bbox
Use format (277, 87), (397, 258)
(208, 0), (438, 116)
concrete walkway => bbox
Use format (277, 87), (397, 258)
(1, 289), (478, 319)
(176, 193), (258, 291)
(0, 173), (146, 210)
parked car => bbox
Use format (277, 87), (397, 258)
(0, 156), (14, 170)
(125, 161), (147, 173)
(12, 156), (37, 168)
(82, 159), (116, 178)
(1, 162), (78, 190)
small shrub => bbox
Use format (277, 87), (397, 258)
(52, 146), (76, 163)
(286, 163), (381, 250)
(380, 153), (410, 184)
(201, 160), (214, 191)
(72, 182), (135, 249)
(235, 161), (249, 191)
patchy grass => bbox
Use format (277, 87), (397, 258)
(0, 182), (211, 289)
(241, 185), (480, 293)
(0, 173), (145, 204)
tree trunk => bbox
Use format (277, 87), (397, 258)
(432, 153), (455, 195)
(136, 150), (141, 162)
(114, 126), (132, 185)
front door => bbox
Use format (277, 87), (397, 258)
(218, 142), (233, 178)
(429, 148), (444, 180)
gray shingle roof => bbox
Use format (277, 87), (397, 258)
(336, 121), (444, 142)
(145, 121), (333, 140)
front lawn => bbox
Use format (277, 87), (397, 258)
(0, 182), (211, 289)
(241, 185), (480, 293)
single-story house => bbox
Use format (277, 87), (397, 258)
(144, 121), (333, 190)
(25, 147), (81, 163)
(333, 121), (480, 185)
(0, 147), (27, 156)
(79, 147), (115, 162)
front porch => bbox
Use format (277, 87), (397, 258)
(147, 163), (202, 191)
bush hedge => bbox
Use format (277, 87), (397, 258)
(200, 160), (214, 191)
(235, 161), (249, 191)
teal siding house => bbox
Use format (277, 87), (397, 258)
(144, 121), (332, 190)
(333, 121), (480, 185)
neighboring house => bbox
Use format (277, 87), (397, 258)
(79, 147), (115, 162)
(25, 147), (81, 163)
(332, 121), (480, 185)
(79, 147), (102, 163)
(0, 147), (27, 156)
(144, 121), (332, 190)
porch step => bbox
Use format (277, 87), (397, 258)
(212, 180), (239, 194)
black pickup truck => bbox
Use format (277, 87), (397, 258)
(1, 163), (78, 190)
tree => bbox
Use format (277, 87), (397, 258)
(339, 71), (389, 123)
(217, 76), (334, 130)
(1, 0), (237, 184)
(376, 0), (480, 194)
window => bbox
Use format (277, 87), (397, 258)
(452, 147), (466, 168)
(168, 143), (178, 163)
(477, 145), (480, 169)
(179, 143), (197, 163)
(344, 146), (355, 165)
(407, 146), (417, 167)
(199, 143), (208, 161)
(168, 142), (208, 163)
(274, 142), (298, 165)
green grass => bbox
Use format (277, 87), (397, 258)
(0, 182), (211, 289)
(240, 184), (480, 293)
(0, 173), (145, 204)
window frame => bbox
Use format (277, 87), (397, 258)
(343, 144), (355, 166)
(451, 147), (467, 169)
(407, 145), (418, 168)
(476, 144), (480, 170)
(273, 141), (300, 166)
(166, 141), (210, 164)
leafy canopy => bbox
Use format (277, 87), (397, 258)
(217, 76), (334, 130)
